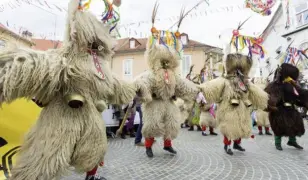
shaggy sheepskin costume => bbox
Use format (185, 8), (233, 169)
(174, 98), (191, 127)
(134, 4), (199, 158)
(199, 44), (268, 155)
(0, 0), (135, 179)
(265, 63), (308, 151)
(251, 78), (272, 135)
(199, 99), (218, 136)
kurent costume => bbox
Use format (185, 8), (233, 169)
(265, 63), (308, 151)
(199, 28), (268, 155)
(192, 67), (218, 136)
(134, 4), (198, 158)
(251, 78), (272, 135)
(0, 0), (135, 179)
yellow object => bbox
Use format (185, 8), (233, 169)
(0, 99), (40, 179)
(283, 76), (294, 83)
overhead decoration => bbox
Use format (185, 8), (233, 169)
(149, 2), (185, 57)
(230, 18), (266, 58)
(281, 47), (308, 69)
(245, 0), (276, 16)
(101, 0), (120, 33)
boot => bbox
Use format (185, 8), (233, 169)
(197, 125), (202, 131)
(265, 127), (272, 135)
(265, 131), (272, 135)
(210, 131), (218, 135)
(120, 133), (126, 139)
(146, 147), (154, 157)
(275, 144), (283, 151)
(85, 175), (107, 180)
(188, 126), (194, 131)
(224, 145), (233, 155)
(163, 147), (177, 154)
(202, 132), (207, 136)
(209, 128), (218, 135)
(233, 143), (245, 151)
(258, 131), (263, 135)
(258, 126), (263, 135)
(287, 141), (303, 150)
(181, 123), (185, 128)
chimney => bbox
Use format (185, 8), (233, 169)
(21, 30), (33, 41)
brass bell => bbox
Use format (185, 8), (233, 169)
(64, 94), (85, 108)
(244, 100), (252, 107)
(230, 99), (239, 106)
(96, 100), (107, 112)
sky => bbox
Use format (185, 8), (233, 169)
(0, 0), (280, 48)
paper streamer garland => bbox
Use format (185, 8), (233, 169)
(282, 47), (308, 68)
(231, 30), (266, 58)
(245, 0), (276, 16)
(101, 0), (120, 33)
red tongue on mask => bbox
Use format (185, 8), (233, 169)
(164, 70), (170, 84)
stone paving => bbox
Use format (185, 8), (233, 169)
(62, 122), (308, 180)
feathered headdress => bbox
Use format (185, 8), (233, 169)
(77, 0), (120, 34)
(148, 1), (186, 57)
(229, 17), (266, 59)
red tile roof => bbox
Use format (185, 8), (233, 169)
(114, 33), (216, 54)
(32, 38), (62, 51)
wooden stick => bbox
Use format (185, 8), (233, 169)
(116, 107), (131, 137)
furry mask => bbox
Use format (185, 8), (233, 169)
(274, 63), (299, 83)
(64, 0), (116, 58)
(145, 2), (185, 72)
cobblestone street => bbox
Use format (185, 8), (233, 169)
(63, 123), (308, 180)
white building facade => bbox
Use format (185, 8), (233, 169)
(257, 1), (308, 79)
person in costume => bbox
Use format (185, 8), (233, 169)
(134, 3), (199, 158)
(251, 78), (272, 135)
(0, 0), (136, 180)
(199, 26), (268, 155)
(265, 63), (308, 151)
(193, 67), (218, 136)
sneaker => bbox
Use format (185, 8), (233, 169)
(163, 147), (177, 154)
(233, 143), (245, 151)
(287, 141), (303, 150)
(135, 142), (144, 146)
(202, 132), (207, 136)
(224, 145), (233, 155)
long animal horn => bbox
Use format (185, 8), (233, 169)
(152, 1), (159, 26)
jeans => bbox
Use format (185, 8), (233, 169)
(135, 106), (143, 144)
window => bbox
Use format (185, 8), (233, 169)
(181, 55), (191, 78)
(129, 39), (135, 49)
(0, 40), (6, 49)
(123, 59), (133, 79)
(295, 2), (308, 27)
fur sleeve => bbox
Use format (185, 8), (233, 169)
(133, 72), (152, 103)
(0, 46), (61, 106)
(199, 77), (226, 104)
(264, 82), (281, 111)
(175, 77), (199, 101)
(107, 73), (136, 105)
(248, 83), (268, 110)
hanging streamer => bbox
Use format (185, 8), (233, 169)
(245, 0), (276, 16)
